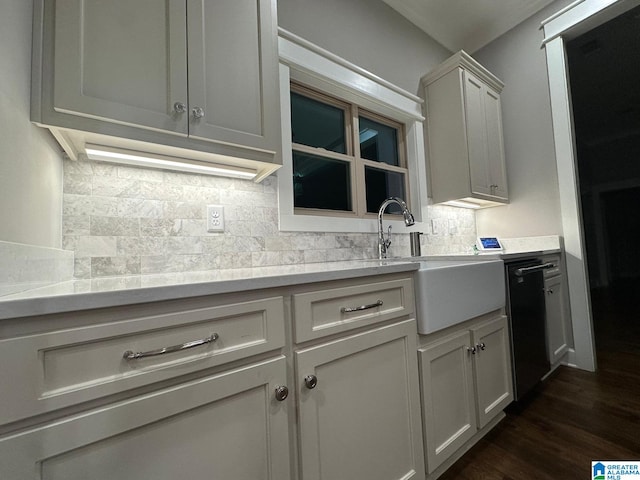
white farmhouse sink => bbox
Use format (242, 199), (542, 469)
(414, 258), (505, 334)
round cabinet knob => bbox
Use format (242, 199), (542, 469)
(304, 375), (318, 389)
(467, 346), (476, 355)
(274, 385), (289, 402)
(192, 106), (205, 119)
(173, 102), (187, 114)
(477, 342), (486, 351)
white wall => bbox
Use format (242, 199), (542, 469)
(277, 0), (451, 95)
(472, 0), (574, 238)
(0, 0), (64, 248)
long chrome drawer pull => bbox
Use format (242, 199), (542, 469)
(123, 333), (219, 360)
(341, 300), (383, 313)
(514, 263), (556, 276)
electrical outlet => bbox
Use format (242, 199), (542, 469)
(207, 205), (225, 232)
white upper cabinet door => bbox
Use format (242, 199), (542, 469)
(464, 71), (492, 198)
(187, 0), (280, 152)
(464, 70), (508, 201)
(53, 0), (189, 134)
(483, 87), (508, 200)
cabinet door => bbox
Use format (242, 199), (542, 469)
(296, 320), (425, 480)
(53, 0), (188, 134)
(545, 275), (570, 364)
(0, 357), (291, 480)
(418, 330), (477, 473)
(472, 316), (513, 429)
(464, 70), (492, 198)
(463, 70), (508, 201)
(187, 0), (280, 152)
(483, 87), (508, 200)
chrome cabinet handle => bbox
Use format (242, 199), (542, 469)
(476, 342), (486, 351)
(304, 375), (318, 389)
(192, 106), (205, 119)
(173, 101), (187, 114)
(123, 333), (219, 360)
(341, 300), (383, 313)
(275, 385), (289, 401)
(515, 262), (556, 276)
(467, 346), (476, 355)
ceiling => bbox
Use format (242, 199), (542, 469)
(381, 0), (556, 53)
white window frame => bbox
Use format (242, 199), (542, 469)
(277, 28), (429, 233)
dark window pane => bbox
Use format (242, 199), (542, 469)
(293, 151), (352, 211)
(291, 92), (346, 154)
(365, 167), (406, 214)
(359, 116), (399, 166)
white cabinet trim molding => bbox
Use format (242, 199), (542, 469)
(278, 29), (424, 120)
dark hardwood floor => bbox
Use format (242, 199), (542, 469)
(438, 280), (640, 479)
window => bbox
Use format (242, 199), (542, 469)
(290, 84), (409, 218)
(277, 30), (426, 233)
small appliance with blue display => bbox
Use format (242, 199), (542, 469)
(477, 236), (503, 252)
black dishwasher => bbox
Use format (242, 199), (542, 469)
(505, 259), (552, 400)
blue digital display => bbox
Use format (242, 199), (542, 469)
(479, 237), (502, 249)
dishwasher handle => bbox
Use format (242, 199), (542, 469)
(514, 262), (555, 277)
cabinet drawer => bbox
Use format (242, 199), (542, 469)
(543, 255), (561, 278)
(0, 296), (285, 426)
(293, 277), (414, 342)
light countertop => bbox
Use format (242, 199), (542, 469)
(0, 259), (420, 320)
(0, 235), (563, 321)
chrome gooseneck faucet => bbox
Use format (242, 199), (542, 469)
(377, 197), (415, 259)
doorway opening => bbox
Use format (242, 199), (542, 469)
(566, 4), (640, 355)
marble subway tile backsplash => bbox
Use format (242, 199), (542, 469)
(62, 157), (476, 279)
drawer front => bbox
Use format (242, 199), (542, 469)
(543, 255), (561, 278)
(293, 277), (414, 342)
(0, 296), (285, 426)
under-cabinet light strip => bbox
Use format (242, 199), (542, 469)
(443, 200), (482, 209)
(84, 145), (257, 180)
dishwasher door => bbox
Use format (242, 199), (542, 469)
(506, 259), (551, 400)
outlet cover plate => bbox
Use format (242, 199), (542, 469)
(207, 205), (224, 232)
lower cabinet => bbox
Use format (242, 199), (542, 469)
(418, 315), (513, 473)
(544, 260), (571, 365)
(296, 319), (425, 480)
(0, 272), (516, 480)
(0, 356), (291, 480)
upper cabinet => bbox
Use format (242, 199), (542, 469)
(31, 0), (282, 181)
(421, 51), (508, 207)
